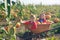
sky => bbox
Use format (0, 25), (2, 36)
(0, 0), (60, 5)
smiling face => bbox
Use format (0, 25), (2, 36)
(40, 13), (46, 19)
(30, 14), (36, 22)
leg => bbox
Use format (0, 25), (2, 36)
(23, 32), (32, 40)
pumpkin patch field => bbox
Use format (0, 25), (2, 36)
(0, 0), (60, 40)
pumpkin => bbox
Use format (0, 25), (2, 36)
(16, 22), (21, 28)
(45, 12), (51, 15)
(4, 27), (8, 31)
(54, 18), (60, 23)
(45, 15), (51, 19)
(46, 20), (53, 24)
(11, 9), (14, 14)
(13, 14), (17, 17)
(37, 21), (41, 24)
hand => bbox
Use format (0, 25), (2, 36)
(20, 19), (22, 22)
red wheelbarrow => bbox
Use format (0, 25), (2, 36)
(24, 21), (51, 34)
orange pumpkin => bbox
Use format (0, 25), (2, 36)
(13, 14), (17, 17)
(4, 27), (8, 31)
(37, 21), (41, 24)
(45, 12), (51, 15)
(54, 18), (60, 23)
(16, 22), (21, 28)
(45, 15), (51, 19)
(11, 9), (14, 14)
(46, 20), (52, 24)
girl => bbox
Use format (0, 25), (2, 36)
(21, 14), (37, 40)
(39, 13), (46, 23)
(21, 14), (37, 30)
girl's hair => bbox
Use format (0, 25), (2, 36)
(30, 14), (36, 20)
(40, 13), (45, 16)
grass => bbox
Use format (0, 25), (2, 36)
(46, 35), (60, 40)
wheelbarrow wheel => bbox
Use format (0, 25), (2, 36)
(23, 32), (32, 40)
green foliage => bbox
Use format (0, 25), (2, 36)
(51, 23), (60, 28)
(0, 3), (5, 10)
(0, 1), (60, 40)
(56, 13), (60, 18)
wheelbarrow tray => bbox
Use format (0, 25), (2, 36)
(25, 24), (50, 34)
